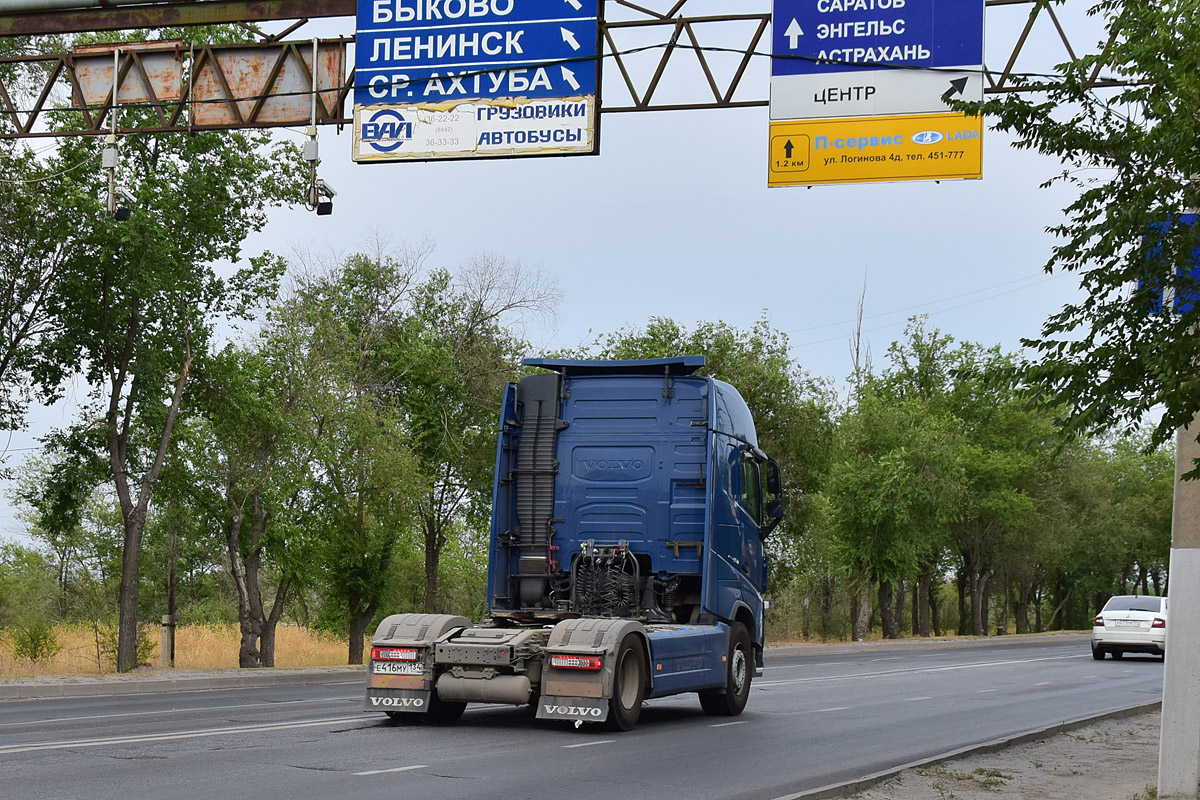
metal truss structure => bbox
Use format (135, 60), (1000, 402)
(0, 0), (1124, 139)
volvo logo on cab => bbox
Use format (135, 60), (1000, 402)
(582, 459), (643, 470)
(363, 109), (414, 153)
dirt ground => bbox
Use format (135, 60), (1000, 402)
(846, 711), (1161, 800)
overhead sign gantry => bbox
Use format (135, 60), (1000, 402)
(352, 0), (602, 162)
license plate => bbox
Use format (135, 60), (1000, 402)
(373, 661), (423, 675)
(1112, 620), (1142, 628)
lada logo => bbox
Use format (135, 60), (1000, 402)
(362, 109), (414, 153)
(911, 130), (944, 145)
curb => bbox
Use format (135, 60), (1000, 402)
(768, 701), (1163, 800)
(0, 668), (365, 701)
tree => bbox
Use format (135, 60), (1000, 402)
(827, 382), (963, 639)
(181, 345), (306, 667)
(969, 0), (1200, 446)
(380, 255), (558, 612)
(265, 249), (427, 664)
(0, 147), (77, 440)
(30, 122), (300, 672)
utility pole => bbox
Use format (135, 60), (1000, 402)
(1158, 200), (1200, 798)
(1159, 425), (1200, 798)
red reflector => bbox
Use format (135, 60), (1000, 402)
(1153, 618), (1166, 628)
(372, 647), (418, 661)
(550, 654), (603, 670)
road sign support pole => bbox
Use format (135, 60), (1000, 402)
(1159, 422), (1200, 799)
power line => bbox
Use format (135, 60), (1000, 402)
(787, 272), (1056, 334)
(796, 275), (1060, 347)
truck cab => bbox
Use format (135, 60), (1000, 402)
(366, 357), (783, 730)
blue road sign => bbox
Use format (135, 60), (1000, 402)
(772, 0), (984, 77)
(1142, 214), (1200, 316)
(356, 0), (600, 105)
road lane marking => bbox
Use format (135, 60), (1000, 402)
(765, 661), (850, 671)
(563, 740), (614, 749)
(905, 696), (933, 701)
(710, 720), (749, 728)
(4, 697), (361, 727)
(756, 654), (1086, 688)
(977, 689), (998, 693)
(1035, 682), (1052, 686)
(0, 715), (366, 755)
(355, 765), (427, 776)
(814, 707), (849, 713)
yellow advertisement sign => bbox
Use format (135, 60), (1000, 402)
(768, 112), (983, 187)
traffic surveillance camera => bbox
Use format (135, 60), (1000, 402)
(314, 179), (336, 216)
(110, 187), (134, 221)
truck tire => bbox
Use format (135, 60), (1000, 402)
(699, 622), (752, 716)
(425, 691), (467, 724)
(605, 634), (647, 731)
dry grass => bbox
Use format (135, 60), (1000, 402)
(0, 623), (364, 678)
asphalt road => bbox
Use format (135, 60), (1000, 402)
(0, 636), (1163, 800)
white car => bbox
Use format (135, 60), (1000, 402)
(1092, 595), (1167, 660)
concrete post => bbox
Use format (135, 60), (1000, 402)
(1158, 424), (1200, 798)
(161, 614), (175, 669)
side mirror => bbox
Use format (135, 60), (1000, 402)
(760, 499), (784, 539)
(765, 458), (782, 496)
(759, 459), (784, 539)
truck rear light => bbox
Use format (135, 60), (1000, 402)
(550, 654), (603, 670)
(372, 647), (419, 661)
(1153, 618), (1166, 628)
(1094, 616), (1103, 626)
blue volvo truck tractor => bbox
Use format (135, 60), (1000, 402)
(364, 356), (783, 730)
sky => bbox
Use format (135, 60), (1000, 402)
(0, 0), (1112, 542)
(246, 0), (1102, 387)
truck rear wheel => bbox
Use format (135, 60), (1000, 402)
(699, 622), (752, 716)
(425, 691), (467, 724)
(605, 634), (647, 731)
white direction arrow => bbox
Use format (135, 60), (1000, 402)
(785, 18), (804, 49)
(561, 27), (581, 51)
(564, 0), (582, 10)
(561, 66), (580, 90)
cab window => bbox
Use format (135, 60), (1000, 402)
(739, 456), (763, 525)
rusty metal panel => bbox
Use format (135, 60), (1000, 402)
(192, 40), (346, 127)
(71, 41), (184, 106)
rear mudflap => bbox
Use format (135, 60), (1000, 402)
(365, 687), (431, 714)
(536, 695), (609, 723)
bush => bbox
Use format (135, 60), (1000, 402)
(97, 621), (156, 669)
(8, 617), (63, 663)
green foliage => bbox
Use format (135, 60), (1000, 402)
(97, 621), (154, 670)
(0, 542), (58, 626)
(7, 616), (62, 663)
(964, 0), (1200, 447)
